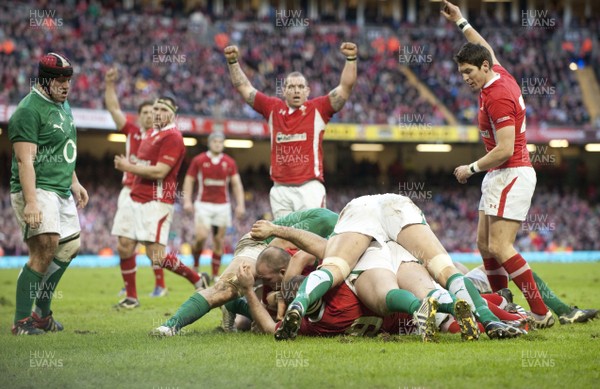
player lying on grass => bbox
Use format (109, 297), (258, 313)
(150, 208), (338, 336)
(248, 222), (529, 340)
(463, 264), (598, 324)
(230, 243), (526, 340)
(269, 194), (525, 340)
(235, 262), (422, 338)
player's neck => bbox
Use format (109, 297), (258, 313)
(483, 70), (499, 88)
(208, 150), (222, 158)
(35, 84), (61, 104)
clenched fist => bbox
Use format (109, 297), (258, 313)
(340, 42), (358, 58)
(224, 45), (240, 63)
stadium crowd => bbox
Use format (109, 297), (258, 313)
(1, 152), (598, 257)
(0, 0), (595, 127)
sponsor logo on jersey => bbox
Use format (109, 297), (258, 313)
(276, 132), (307, 143)
(496, 116), (511, 124)
(203, 178), (226, 186)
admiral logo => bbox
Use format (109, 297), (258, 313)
(480, 130), (490, 138)
(276, 133), (307, 143)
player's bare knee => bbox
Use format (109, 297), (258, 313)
(117, 237), (136, 258)
(28, 234), (59, 263)
(201, 278), (239, 307)
(476, 239), (490, 257)
(486, 240), (506, 259)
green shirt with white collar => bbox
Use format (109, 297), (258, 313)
(9, 86), (77, 198)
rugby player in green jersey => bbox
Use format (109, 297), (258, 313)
(9, 53), (88, 335)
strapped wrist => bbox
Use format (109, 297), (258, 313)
(455, 17), (472, 33)
(469, 162), (481, 174)
(228, 59), (238, 64)
(346, 56), (357, 61)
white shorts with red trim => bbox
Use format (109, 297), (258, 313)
(111, 186), (134, 237)
(129, 200), (174, 246)
(270, 179), (326, 220)
(194, 201), (232, 228)
(479, 167), (536, 221)
(334, 194), (427, 247)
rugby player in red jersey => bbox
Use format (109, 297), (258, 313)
(183, 131), (245, 279)
(113, 96), (204, 308)
(442, 0), (552, 328)
(224, 42), (357, 219)
(104, 67), (168, 302)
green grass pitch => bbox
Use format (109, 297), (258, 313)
(0, 262), (599, 389)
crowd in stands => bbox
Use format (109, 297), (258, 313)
(1, 152), (598, 257)
(0, 1), (595, 127)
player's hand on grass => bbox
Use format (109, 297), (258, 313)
(24, 202), (43, 229)
(340, 42), (357, 58)
(105, 67), (118, 83)
(440, 0), (463, 23)
(250, 220), (276, 240)
(114, 154), (130, 172)
(71, 183), (89, 209)
(453, 165), (471, 184)
(236, 261), (255, 291)
(224, 45), (239, 62)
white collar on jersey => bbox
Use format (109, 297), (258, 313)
(208, 151), (223, 164)
(285, 104), (307, 114)
(482, 72), (501, 89)
(151, 123), (176, 135)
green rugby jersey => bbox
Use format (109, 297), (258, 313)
(9, 87), (77, 198)
(266, 208), (339, 243)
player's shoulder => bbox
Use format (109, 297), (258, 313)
(306, 95), (330, 106)
(164, 127), (184, 140)
(122, 121), (141, 134)
(222, 153), (237, 163)
(258, 91), (284, 106)
(9, 101), (40, 127)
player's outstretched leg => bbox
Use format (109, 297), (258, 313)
(448, 274), (525, 339)
(531, 272), (598, 325)
(150, 273), (240, 336)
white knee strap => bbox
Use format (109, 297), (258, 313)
(55, 235), (80, 262)
(320, 257), (351, 279)
(426, 254), (454, 280)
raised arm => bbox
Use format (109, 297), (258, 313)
(224, 45), (258, 107)
(104, 67), (127, 130)
(328, 42), (358, 112)
(441, 0), (501, 67)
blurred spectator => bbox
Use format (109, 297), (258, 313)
(0, 1), (591, 127)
